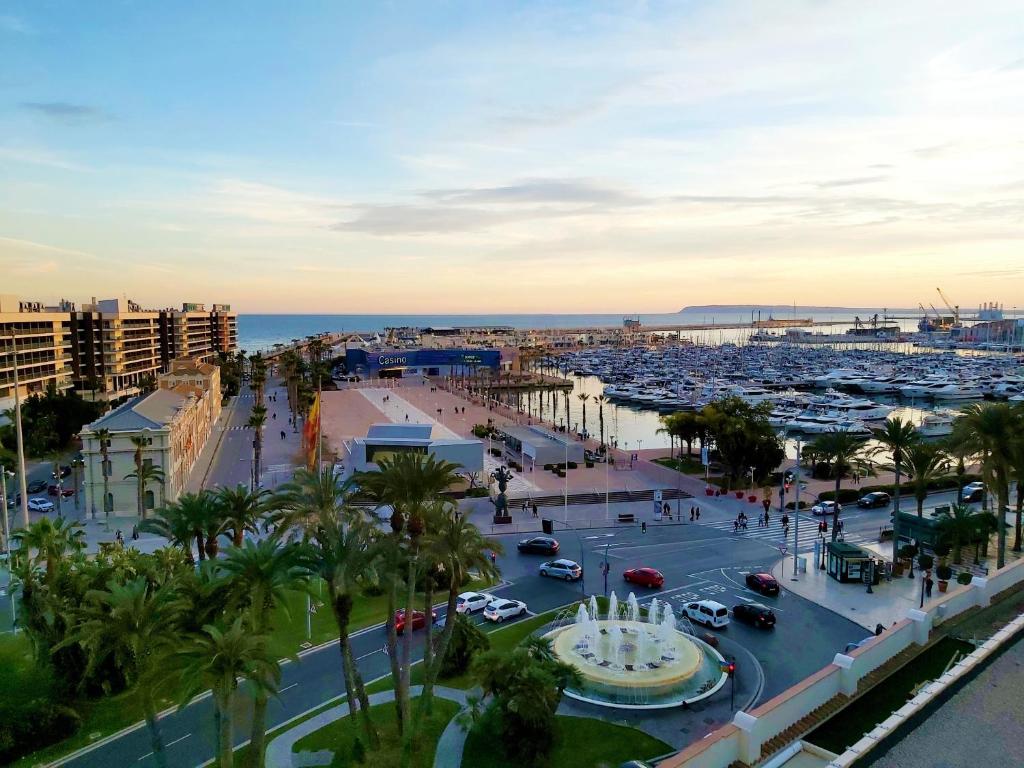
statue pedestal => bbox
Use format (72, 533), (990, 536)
(493, 515), (513, 525)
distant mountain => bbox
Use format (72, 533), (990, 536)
(680, 305), (916, 314)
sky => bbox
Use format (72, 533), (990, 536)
(2, 0), (1023, 314)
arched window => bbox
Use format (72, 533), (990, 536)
(104, 493), (114, 513)
(144, 490), (155, 510)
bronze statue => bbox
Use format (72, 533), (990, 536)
(492, 465), (514, 521)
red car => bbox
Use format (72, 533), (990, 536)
(745, 572), (780, 597)
(393, 609), (438, 635)
(47, 485), (75, 498)
(623, 567), (665, 589)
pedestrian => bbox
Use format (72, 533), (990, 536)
(764, 511), (770, 526)
(734, 519), (739, 533)
(782, 513), (789, 528)
(131, 524), (139, 540)
(695, 507), (700, 521)
(272, 412), (276, 420)
(925, 576), (934, 598)
(532, 503), (538, 518)
(783, 523), (790, 537)
(757, 513), (764, 528)
(690, 506), (695, 521)
(490, 550), (497, 566)
(280, 430), (286, 440)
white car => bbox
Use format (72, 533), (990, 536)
(27, 497), (54, 513)
(483, 599), (527, 623)
(455, 591), (496, 615)
(811, 500), (842, 517)
(684, 599), (730, 629)
(539, 559), (583, 581)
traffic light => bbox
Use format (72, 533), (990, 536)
(720, 660), (736, 676)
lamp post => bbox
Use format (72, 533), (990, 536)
(70, 457), (84, 512)
(6, 330), (29, 528)
(792, 437), (802, 580)
(1, 466), (12, 561)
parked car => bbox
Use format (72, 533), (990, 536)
(857, 492), (891, 509)
(27, 480), (47, 493)
(811, 500), (842, 517)
(962, 482), (986, 503)
(732, 602), (776, 629)
(539, 559), (582, 581)
(393, 609), (437, 635)
(27, 497), (54, 513)
(455, 591), (496, 614)
(684, 600), (730, 629)
(517, 536), (559, 555)
(745, 572), (780, 596)
(623, 567), (665, 589)
(483, 599), (527, 623)
(47, 485), (74, 498)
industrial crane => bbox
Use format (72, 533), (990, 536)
(936, 287), (960, 324)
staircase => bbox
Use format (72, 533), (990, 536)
(757, 693), (851, 761)
(507, 487), (692, 508)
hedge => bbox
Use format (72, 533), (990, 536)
(817, 474), (982, 502)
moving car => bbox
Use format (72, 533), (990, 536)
(962, 482), (986, 503)
(732, 602), (776, 629)
(539, 559), (582, 581)
(27, 480), (47, 493)
(27, 497), (54, 513)
(810, 500), (842, 517)
(393, 609), (437, 635)
(745, 572), (780, 596)
(623, 567), (665, 589)
(857, 491), (891, 509)
(483, 599), (527, 622)
(517, 536), (559, 555)
(47, 485), (74, 498)
(455, 591), (496, 614)
(684, 600), (730, 629)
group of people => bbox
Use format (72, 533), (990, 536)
(521, 501), (539, 517)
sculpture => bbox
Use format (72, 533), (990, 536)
(492, 465), (514, 521)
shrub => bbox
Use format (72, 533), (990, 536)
(957, 571), (973, 585)
(917, 554), (934, 571)
(361, 583), (385, 597)
(439, 614), (490, 678)
(465, 487), (490, 498)
(0, 699), (81, 764)
(899, 544), (918, 561)
(936, 564), (953, 581)
(785, 500), (810, 510)
(817, 488), (863, 503)
(567, 461), (578, 470)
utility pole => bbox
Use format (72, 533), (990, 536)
(792, 438), (802, 580)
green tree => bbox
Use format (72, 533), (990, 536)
(95, 427), (113, 520)
(904, 443), (949, 517)
(1009, 412), (1024, 552)
(12, 516), (86, 586)
(576, 392), (590, 439)
(813, 431), (872, 540)
(593, 394), (607, 450)
(871, 417), (919, 550)
(216, 484), (270, 547)
(125, 436), (165, 520)
(247, 404), (268, 490)
(698, 398), (783, 485)
(937, 502), (978, 565)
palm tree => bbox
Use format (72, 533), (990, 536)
(59, 577), (181, 768)
(951, 403), (1018, 569)
(936, 502), (978, 565)
(576, 392), (590, 440)
(1009, 413), (1024, 552)
(593, 394), (607, 450)
(904, 443), (949, 517)
(220, 540), (311, 767)
(139, 493), (212, 563)
(95, 427), (112, 520)
(175, 618), (279, 768)
(11, 516), (86, 585)
(249, 353), (267, 405)
(871, 417), (919, 555)
(420, 504), (501, 714)
(813, 431), (871, 541)
(247, 404), (268, 491)
(216, 484), (270, 547)
(125, 462), (165, 521)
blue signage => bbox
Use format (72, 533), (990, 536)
(346, 348), (501, 373)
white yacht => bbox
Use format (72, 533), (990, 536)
(930, 382), (984, 401)
(918, 411), (955, 438)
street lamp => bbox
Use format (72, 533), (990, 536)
(792, 437), (802, 581)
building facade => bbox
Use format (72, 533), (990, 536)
(71, 298), (163, 401)
(344, 348), (502, 378)
(80, 357), (222, 516)
(341, 423), (483, 478)
(0, 295), (74, 413)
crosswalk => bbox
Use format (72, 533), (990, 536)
(697, 516), (868, 553)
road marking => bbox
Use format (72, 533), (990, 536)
(280, 683), (298, 693)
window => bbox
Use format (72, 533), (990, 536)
(144, 490), (155, 509)
(143, 458), (153, 470)
(715, 608), (728, 617)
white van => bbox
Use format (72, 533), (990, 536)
(684, 600), (730, 629)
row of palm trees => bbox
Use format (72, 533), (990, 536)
(10, 452), (501, 767)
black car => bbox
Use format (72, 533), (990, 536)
(27, 480), (47, 493)
(732, 602), (776, 629)
(517, 536), (559, 555)
(857, 492), (891, 509)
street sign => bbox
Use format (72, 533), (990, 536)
(701, 445), (710, 466)
(779, 544), (788, 556)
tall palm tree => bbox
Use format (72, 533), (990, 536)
(936, 502), (978, 565)
(951, 403), (1019, 569)
(125, 462), (165, 521)
(175, 618), (279, 768)
(420, 504), (501, 715)
(249, 353), (267, 405)
(594, 394), (607, 450)
(59, 577), (181, 768)
(1009, 412), (1024, 552)
(95, 427), (112, 520)
(577, 392), (590, 440)
(247, 404), (268, 491)
(11, 516), (86, 585)
(216, 484), (270, 547)
(220, 540), (311, 768)
(814, 431), (871, 541)
(904, 443), (949, 517)
(871, 417), (919, 555)
(139, 493), (212, 563)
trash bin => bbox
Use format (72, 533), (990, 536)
(797, 556), (807, 574)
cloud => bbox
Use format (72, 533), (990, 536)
(21, 101), (109, 124)
(424, 178), (647, 207)
(0, 145), (89, 171)
(0, 15), (30, 34)
(816, 175), (888, 189)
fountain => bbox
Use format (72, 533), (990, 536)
(546, 592), (728, 709)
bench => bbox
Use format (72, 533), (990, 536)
(616, 513), (635, 524)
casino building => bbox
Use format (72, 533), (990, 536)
(344, 348), (502, 378)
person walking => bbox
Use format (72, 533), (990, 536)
(925, 576), (934, 598)
(695, 507), (700, 521)
(764, 510), (770, 526)
(532, 502), (538, 518)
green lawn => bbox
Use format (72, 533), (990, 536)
(653, 455), (707, 475)
(462, 713), (670, 768)
(293, 696), (460, 768)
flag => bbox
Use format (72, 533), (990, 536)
(304, 391), (321, 469)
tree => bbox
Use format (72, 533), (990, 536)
(175, 618), (279, 768)
(576, 392), (589, 439)
(937, 503), (978, 565)
(59, 577), (182, 768)
(139, 493), (213, 563)
(593, 394), (607, 450)
(249, 353), (267, 405)
(126, 436), (165, 519)
(871, 417), (919, 551)
(216, 484), (269, 548)
(813, 431), (872, 540)
(1009, 411), (1024, 552)
(698, 398), (783, 485)
(904, 443), (949, 517)
(95, 427), (112, 520)
(220, 540), (311, 767)
(12, 516), (86, 586)
(951, 403), (1019, 569)
(439, 613), (489, 677)
(247, 404), (268, 490)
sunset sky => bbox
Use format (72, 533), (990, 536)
(2, 1), (1023, 313)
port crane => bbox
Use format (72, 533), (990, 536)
(936, 287), (960, 324)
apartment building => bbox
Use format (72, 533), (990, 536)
(80, 357), (222, 516)
(160, 303), (216, 365)
(211, 304), (238, 356)
(71, 298), (163, 401)
(0, 294), (74, 413)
